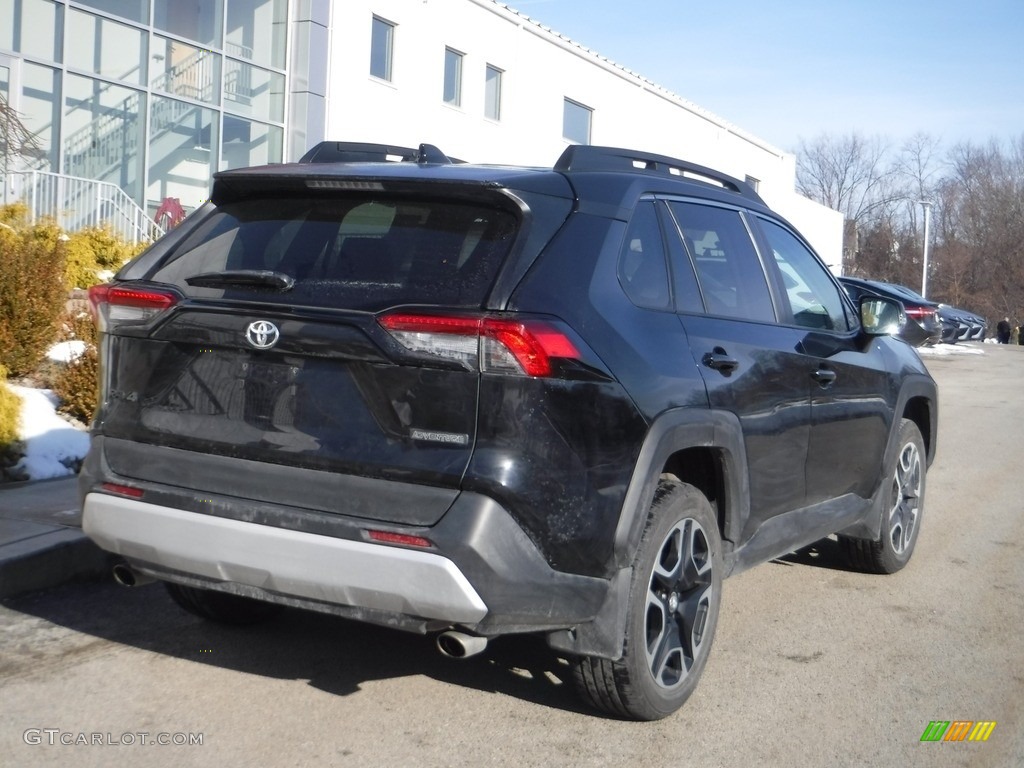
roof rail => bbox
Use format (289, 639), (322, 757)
(299, 141), (459, 165)
(554, 145), (762, 202)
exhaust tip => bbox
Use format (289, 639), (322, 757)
(111, 563), (154, 588)
(436, 631), (488, 659)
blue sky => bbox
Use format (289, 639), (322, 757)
(507, 0), (1024, 152)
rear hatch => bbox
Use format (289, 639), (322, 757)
(91, 170), (572, 525)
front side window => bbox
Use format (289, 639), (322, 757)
(443, 47), (463, 106)
(667, 202), (775, 323)
(563, 98), (592, 144)
(370, 16), (394, 81)
(760, 218), (850, 331)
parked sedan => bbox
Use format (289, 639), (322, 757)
(838, 277), (943, 347)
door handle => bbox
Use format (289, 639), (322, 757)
(812, 368), (837, 388)
(702, 349), (739, 374)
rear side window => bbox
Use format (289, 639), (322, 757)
(147, 196), (518, 311)
(617, 201), (671, 310)
(667, 202), (775, 323)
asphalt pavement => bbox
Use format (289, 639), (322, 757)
(0, 476), (111, 599)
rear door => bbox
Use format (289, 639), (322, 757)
(663, 200), (812, 541)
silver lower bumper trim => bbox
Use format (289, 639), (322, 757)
(83, 493), (488, 624)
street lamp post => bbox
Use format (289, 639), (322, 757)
(919, 200), (932, 298)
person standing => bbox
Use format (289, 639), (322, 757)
(997, 317), (1011, 344)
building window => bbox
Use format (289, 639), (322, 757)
(370, 16), (394, 81)
(63, 73), (145, 203)
(151, 35), (220, 103)
(73, 0), (149, 25)
(224, 58), (285, 122)
(226, 0), (287, 69)
(563, 98), (592, 144)
(3, 0), (62, 61)
(65, 9), (147, 86)
(484, 64), (502, 120)
(443, 47), (462, 106)
(153, 0), (223, 48)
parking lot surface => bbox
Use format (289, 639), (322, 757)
(1, 343), (1021, 768)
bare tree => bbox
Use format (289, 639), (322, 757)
(931, 138), (1024, 320)
(796, 133), (904, 272)
(0, 92), (40, 181)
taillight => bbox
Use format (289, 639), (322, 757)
(379, 312), (581, 377)
(89, 284), (179, 331)
(904, 306), (937, 322)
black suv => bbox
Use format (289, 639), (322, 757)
(81, 142), (937, 720)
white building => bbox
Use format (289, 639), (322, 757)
(0, 0), (841, 264)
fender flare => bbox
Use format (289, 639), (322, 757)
(612, 407), (751, 567)
(549, 408), (750, 660)
(840, 372), (937, 540)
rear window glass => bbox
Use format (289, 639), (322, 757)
(148, 196), (518, 310)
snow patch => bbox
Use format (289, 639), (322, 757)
(918, 343), (985, 356)
(8, 385), (90, 480)
(47, 340), (87, 364)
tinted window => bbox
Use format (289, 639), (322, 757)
(667, 202), (775, 323)
(148, 196), (517, 311)
(760, 219), (850, 332)
(617, 202), (671, 310)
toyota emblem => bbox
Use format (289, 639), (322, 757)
(245, 320), (280, 350)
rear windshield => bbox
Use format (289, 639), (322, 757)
(147, 195), (519, 310)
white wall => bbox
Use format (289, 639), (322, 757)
(324, 0), (842, 268)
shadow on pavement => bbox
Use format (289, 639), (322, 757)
(2, 578), (594, 716)
(771, 536), (853, 572)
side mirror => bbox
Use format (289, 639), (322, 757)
(860, 296), (905, 336)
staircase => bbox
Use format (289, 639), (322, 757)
(2, 169), (164, 244)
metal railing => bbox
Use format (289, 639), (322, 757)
(2, 170), (164, 244)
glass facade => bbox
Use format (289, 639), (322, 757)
(0, 0), (291, 217)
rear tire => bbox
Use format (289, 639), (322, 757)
(573, 480), (722, 720)
(840, 418), (926, 574)
(165, 582), (283, 625)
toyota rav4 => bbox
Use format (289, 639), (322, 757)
(81, 142), (937, 720)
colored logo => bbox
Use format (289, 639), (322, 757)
(920, 721), (996, 742)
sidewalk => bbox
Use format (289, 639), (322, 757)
(0, 476), (112, 599)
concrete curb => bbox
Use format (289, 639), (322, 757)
(0, 476), (112, 599)
(0, 527), (112, 599)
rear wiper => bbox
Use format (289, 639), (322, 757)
(184, 270), (295, 291)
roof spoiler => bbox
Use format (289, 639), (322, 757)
(299, 141), (460, 165)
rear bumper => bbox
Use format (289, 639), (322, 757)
(84, 493), (488, 624)
(79, 439), (611, 637)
